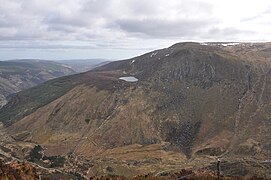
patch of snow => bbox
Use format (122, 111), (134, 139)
(202, 42), (241, 47)
(150, 51), (158, 58)
(221, 43), (240, 46)
(119, 76), (138, 82)
(165, 54), (170, 57)
(130, 60), (135, 64)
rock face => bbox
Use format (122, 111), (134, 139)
(0, 42), (271, 177)
(0, 59), (75, 107)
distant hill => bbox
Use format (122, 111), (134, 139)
(0, 59), (75, 107)
(0, 59), (110, 107)
(56, 59), (110, 72)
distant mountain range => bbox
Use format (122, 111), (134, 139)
(0, 43), (270, 178)
(56, 59), (110, 72)
(0, 59), (109, 107)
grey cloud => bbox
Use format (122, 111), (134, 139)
(123, 0), (167, 16)
(0, 0), (231, 42)
(206, 27), (255, 40)
(82, 0), (113, 14)
(123, 0), (213, 17)
(0, 9), (22, 27)
(45, 24), (76, 33)
(0, 15), (18, 28)
(42, 10), (93, 34)
(209, 27), (253, 36)
(241, 5), (271, 22)
(0, 38), (100, 49)
(81, 0), (216, 39)
(115, 18), (218, 38)
(0, 40), (151, 51)
(241, 15), (263, 22)
(0, 0), (269, 55)
(44, 13), (89, 28)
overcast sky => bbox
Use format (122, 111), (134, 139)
(1, 0), (271, 60)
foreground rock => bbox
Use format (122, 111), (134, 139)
(0, 159), (38, 179)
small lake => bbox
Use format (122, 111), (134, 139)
(119, 76), (138, 82)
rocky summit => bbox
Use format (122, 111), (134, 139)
(0, 42), (270, 179)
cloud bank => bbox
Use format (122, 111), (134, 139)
(0, 0), (271, 59)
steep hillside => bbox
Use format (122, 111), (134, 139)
(0, 59), (75, 107)
(0, 42), (271, 178)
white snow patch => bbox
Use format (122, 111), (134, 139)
(119, 76), (138, 82)
(165, 54), (170, 57)
(150, 51), (158, 58)
(130, 60), (135, 64)
(221, 43), (240, 46)
(201, 42), (240, 47)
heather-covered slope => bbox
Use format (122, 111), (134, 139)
(0, 42), (271, 178)
(0, 159), (38, 179)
